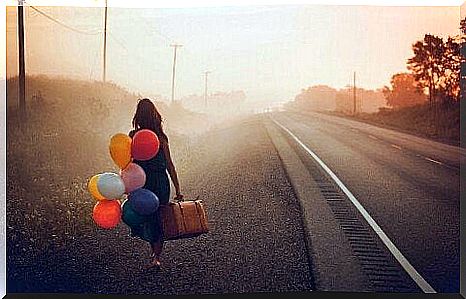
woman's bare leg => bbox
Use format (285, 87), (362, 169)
(152, 241), (163, 258)
(146, 240), (163, 269)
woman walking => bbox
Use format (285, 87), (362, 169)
(127, 98), (183, 269)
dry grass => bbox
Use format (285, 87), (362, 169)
(6, 76), (202, 283)
(325, 102), (460, 146)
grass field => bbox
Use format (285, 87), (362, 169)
(314, 102), (461, 147)
(6, 76), (200, 290)
(350, 103), (460, 146)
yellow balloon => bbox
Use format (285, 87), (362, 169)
(88, 174), (106, 201)
(109, 133), (132, 169)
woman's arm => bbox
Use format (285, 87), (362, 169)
(161, 140), (183, 200)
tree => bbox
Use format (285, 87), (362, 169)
(460, 18), (466, 102)
(441, 37), (462, 102)
(294, 85), (337, 111)
(383, 73), (426, 109)
(408, 23), (465, 105)
(335, 86), (353, 114)
(407, 34), (445, 105)
(461, 18), (466, 35)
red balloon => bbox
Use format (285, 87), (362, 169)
(131, 129), (160, 161)
(92, 200), (122, 229)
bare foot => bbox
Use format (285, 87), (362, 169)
(144, 257), (161, 270)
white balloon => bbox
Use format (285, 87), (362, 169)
(97, 172), (125, 199)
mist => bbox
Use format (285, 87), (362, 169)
(6, 5), (460, 105)
(5, 3), (464, 295)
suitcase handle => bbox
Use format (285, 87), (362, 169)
(173, 195), (200, 203)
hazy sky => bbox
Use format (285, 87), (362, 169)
(5, 4), (461, 103)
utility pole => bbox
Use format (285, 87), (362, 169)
(18, 0), (26, 116)
(353, 71), (356, 116)
(204, 71), (210, 108)
(102, 0), (108, 82)
(170, 44), (183, 103)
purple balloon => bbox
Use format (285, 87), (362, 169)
(128, 188), (159, 215)
(120, 163), (146, 193)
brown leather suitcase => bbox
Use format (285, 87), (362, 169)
(160, 200), (209, 240)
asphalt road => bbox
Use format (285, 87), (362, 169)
(7, 110), (462, 295)
(7, 116), (313, 295)
(270, 111), (462, 293)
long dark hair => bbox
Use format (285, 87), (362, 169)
(132, 98), (168, 142)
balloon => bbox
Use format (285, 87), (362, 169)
(92, 200), (122, 229)
(88, 174), (106, 201)
(128, 188), (159, 215)
(97, 172), (125, 200)
(120, 163), (146, 193)
(109, 133), (132, 169)
(131, 129), (160, 161)
(121, 199), (148, 227)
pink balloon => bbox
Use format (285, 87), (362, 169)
(120, 163), (146, 193)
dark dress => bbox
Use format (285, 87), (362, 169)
(127, 129), (170, 243)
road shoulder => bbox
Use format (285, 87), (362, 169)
(264, 115), (371, 292)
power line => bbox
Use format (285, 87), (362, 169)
(29, 6), (102, 36)
(147, 27), (175, 45)
(107, 32), (154, 67)
(27, 6), (40, 17)
(137, 13), (179, 46)
(26, 4), (193, 101)
(108, 32), (128, 51)
(138, 14), (197, 58)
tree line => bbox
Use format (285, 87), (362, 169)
(290, 17), (465, 112)
(289, 85), (387, 114)
(384, 17), (465, 109)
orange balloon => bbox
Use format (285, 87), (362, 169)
(109, 133), (132, 169)
(92, 200), (122, 229)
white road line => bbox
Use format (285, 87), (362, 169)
(271, 118), (436, 294)
(391, 144), (402, 150)
(368, 135), (379, 140)
(424, 157), (443, 165)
